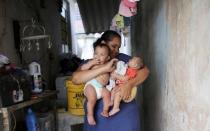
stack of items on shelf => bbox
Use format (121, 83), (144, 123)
(0, 54), (31, 107)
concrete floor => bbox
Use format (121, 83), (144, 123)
(57, 111), (84, 131)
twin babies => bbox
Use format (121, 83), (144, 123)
(81, 43), (143, 125)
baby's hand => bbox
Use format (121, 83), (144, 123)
(89, 58), (100, 66)
(104, 59), (118, 73)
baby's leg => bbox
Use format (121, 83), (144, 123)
(110, 87), (118, 105)
(109, 91), (121, 116)
(101, 88), (111, 117)
(110, 90), (115, 105)
(84, 84), (97, 125)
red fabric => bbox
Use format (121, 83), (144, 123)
(126, 68), (137, 78)
(116, 68), (138, 85)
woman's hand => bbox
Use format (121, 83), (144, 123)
(120, 82), (133, 101)
(120, 66), (150, 101)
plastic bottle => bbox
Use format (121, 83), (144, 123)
(29, 62), (43, 93)
(25, 108), (39, 131)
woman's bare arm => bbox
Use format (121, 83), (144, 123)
(72, 59), (118, 84)
(120, 66), (150, 100)
(80, 62), (93, 71)
(111, 72), (129, 81)
(72, 67), (106, 84)
(80, 59), (99, 70)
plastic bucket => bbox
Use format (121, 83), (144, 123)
(66, 80), (85, 116)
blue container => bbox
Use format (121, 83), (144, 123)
(25, 108), (39, 131)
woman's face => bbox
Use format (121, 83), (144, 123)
(107, 37), (121, 58)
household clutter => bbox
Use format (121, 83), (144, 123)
(0, 0), (142, 130)
(0, 17), (85, 130)
(0, 54), (57, 131)
(0, 54), (84, 131)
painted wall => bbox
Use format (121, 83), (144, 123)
(132, 0), (210, 131)
(0, 0), (62, 89)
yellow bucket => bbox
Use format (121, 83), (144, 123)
(66, 80), (85, 116)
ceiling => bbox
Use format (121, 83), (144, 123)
(77, 0), (121, 34)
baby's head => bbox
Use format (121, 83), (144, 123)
(93, 42), (111, 64)
(128, 57), (143, 69)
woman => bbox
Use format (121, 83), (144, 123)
(72, 30), (149, 131)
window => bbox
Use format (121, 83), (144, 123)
(60, 0), (70, 53)
(68, 0), (131, 59)
(69, 1), (100, 59)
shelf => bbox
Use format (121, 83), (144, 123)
(0, 90), (57, 112)
(0, 90), (58, 131)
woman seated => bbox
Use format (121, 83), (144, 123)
(72, 30), (149, 131)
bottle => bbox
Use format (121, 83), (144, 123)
(25, 108), (39, 131)
(29, 62), (43, 93)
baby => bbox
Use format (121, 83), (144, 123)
(108, 56), (143, 116)
(81, 43), (112, 125)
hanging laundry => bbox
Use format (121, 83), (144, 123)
(123, 0), (137, 8)
(110, 13), (132, 36)
(118, 0), (137, 17)
(115, 14), (124, 28)
(128, 0), (140, 2)
(122, 26), (130, 37)
(124, 17), (131, 27)
(122, 16), (131, 36)
(110, 14), (124, 32)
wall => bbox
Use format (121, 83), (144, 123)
(132, 0), (210, 131)
(0, 0), (62, 89)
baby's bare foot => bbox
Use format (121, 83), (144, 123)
(101, 111), (109, 117)
(87, 115), (96, 125)
(109, 108), (120, 116)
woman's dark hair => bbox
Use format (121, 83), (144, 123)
(93, 30), (121, 47)
(101, 30), (121, 42)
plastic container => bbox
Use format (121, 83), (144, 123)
(25, 108), (39, 131)
(29, 62), (43, 93)
(66, 80), (85, 116)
